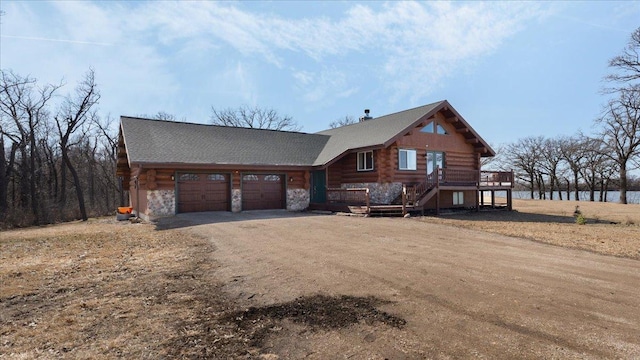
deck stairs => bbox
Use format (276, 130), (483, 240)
(370, 182), (438, 216)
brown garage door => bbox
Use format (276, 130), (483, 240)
(242, 174), (285, 210)
(178, 173), (230, 213)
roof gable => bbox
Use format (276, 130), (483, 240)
(313, 100), (494, 166)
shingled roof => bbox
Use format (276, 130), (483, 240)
(120, 117), (329, 167)
(119, 100), (494, 169)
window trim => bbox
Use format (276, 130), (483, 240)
(398, 149), (417, 171)
(357, 150), (374, 171)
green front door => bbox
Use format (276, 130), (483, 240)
(311, 170), (326, 203)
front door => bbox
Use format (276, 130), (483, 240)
(426, 151), (445, 177)
(311, 170), (326, 203)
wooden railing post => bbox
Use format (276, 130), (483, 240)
(365, 188), (370, 214)
(402, 185), (407, 215)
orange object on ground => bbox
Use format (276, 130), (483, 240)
(117, 207), (133, 214)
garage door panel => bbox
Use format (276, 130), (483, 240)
(242, 174), (284, 210)
(178, 173), (229, 213)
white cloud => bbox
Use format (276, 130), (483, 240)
(115, 1), (550, 104)
(0, 1), (552, 121)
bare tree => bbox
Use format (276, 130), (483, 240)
(0, 70), (61, 223)
(579, 137), (609, 202)
(210, 105), (300, 131)
(560, 136), (587, 201)
(605, 27), (640, 89)
(539, 138), (564, 200)
(505, 136), (544, 199)
(597, 87), (640, 204)
(55, 69), (100, 221)
(329, 115), (357, 129)
(138, 111), (181, 121)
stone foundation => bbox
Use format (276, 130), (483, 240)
(231, 188), (242, 212)
(145, 189), (175, 220)
(287, 188), (310, 211)
(343, 182), (403, 204)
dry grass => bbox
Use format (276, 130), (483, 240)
(421, 198), (640, 259)
(0, 218), (246, 359)
(2, 200), (639, 358)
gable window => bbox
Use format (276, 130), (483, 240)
(398, 149), (417, 170)
(357, 151), (374, 171)
(453, 191), (464, 205)
(420, 122), (434, 133)
(420, 121), (448, 135)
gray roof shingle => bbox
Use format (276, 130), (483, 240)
(120, 117), (329, 166)
(120, 100), (493, 168)
(313, 101), (444, 165)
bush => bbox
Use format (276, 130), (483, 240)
(575, 213), (587, 225)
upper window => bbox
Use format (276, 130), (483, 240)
(357, 151), (374, 171)
(420, 121), (448, 135)
(420, 122), (434, 133)
(398, 149), (417, 170)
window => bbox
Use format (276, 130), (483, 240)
(243, 174), (259, 181)
(426, 151), (445, 175)
(453, 191), (464, 205)
(179, 173), (199, 181)
(420, 121), (448, 135)
(207, 174), (226, 181)
(420, 122), (434, 133)
(264, 175), (281, 181)
(398, 149), (417, 170)
(357, 151), (374, 171)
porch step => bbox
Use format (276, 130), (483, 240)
(368, 205), (406, 217)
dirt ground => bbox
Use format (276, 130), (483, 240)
(1, 200), (639, 359)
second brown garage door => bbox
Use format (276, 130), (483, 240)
(242, 174), (285, 210)
(177, 173), (230, 213)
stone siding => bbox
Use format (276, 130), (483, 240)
(146, 189), (175, 220)
(231, 188), (242, 212)
(287, 188), (310, 211)
(343, 182), (403, 204)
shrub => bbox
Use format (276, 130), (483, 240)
(575, 213), (587, 225)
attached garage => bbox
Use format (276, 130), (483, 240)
(177, 173), (230, 213)
(242, 174), (285, 210)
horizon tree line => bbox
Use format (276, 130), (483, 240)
(492, 27), (640, 204)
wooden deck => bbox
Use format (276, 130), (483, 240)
(311, 170), (514, 217)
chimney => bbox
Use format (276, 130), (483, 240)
(359, 109), (373, 122)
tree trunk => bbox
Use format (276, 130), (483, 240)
(62, 151), (87, 221)
(619, 164), (628, 204)
(59, 163), (67, 209)
(573, 170), (580, 201)
(529, 174), (535, 199)
(0, 137), (9, 218)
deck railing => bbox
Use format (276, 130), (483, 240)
(326, 188), (370, 212)
(479, 170), (514, 187)
(427, 168), (514, 188)
(404, 169), (514, 208)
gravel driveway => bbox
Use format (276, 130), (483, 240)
(171, 211), (640, 359)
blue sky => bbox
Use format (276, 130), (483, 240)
(1, 1), (639, 148)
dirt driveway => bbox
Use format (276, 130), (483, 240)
(166, 211), (640, 359)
